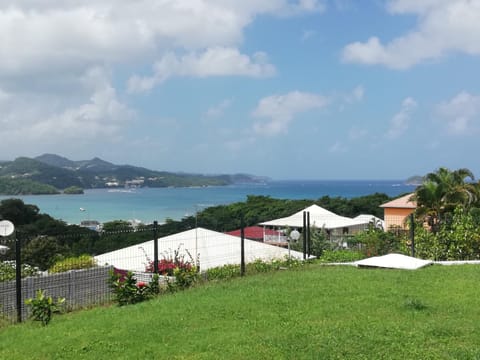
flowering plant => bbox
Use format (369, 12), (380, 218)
(145, 245), (195, 276)
(109, 270), (160, 306)
(144, 245), (199, 291)
(145, 258), (192, 276)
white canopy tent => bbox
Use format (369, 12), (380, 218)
(259, 204), (370, 232)
(95, 227), (306, 272)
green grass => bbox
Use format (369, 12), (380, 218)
(1, 264), (480, 359)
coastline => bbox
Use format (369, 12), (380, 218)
(0, 180), (416, 225)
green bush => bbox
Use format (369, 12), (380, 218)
(353, 226), (405, 257)
(319, 249), (365, 263)
(49, 255), (97, 273)
(25, 289), (65, 326)
(205, 264), (241, 281)
(415, 206), (480, 260)
(167, 266), (199, 292)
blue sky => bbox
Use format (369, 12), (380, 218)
(1, 1), (479, 180)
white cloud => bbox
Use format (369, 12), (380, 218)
(128, 47), (275, 93)
(0, 1), (322, 79)
(205, 99), (233, 119)
(342, 0), (480, 69)
(0, 67), (134, 156)
(0, 1), (323, 158)
(252, 91), (329, 135)
(386, 97), (417, 139)
(437, 91), (480, 135)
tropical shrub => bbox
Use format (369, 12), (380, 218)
(167, 266), (198, 292)
(49, 255), (97, 273)
(415, 206), (480, 260)
(25, 289), (65, 326)
(109, 271), (160, 306)
(353, 226), (405, 257)
(205, 264), (241, 281)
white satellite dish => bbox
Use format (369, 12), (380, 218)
(0, 220), (15, 237)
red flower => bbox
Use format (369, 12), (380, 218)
(137, 281), (147, 288)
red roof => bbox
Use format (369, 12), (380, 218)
(226, 226), (280, 240)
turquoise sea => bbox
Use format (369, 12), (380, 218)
(0, 180), (415, 225)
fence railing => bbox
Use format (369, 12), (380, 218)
(0, 266), (113, 322)
(0, 224), (307, 324)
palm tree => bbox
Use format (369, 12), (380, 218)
(413, 167), (476, 231)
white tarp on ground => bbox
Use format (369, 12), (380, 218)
(259, 204), (368, 230)
(95, 227), (306, 272)
(354, 253), (433, 270)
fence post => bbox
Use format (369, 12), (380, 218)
(15, 232), (22, 323)
(306, 212), (311, 258)
(240, 216), (245, 277)
(410, 213), (415, 257)
(303, 212), (306, 260)
(153, 221), (159, 274)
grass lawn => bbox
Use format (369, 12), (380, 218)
(1, 264), (479, 359)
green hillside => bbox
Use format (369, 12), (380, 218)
(0, 154), (264, 194)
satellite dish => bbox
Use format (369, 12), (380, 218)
(0, 220), (15, 236)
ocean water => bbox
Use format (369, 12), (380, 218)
(0, 180), (415, 224)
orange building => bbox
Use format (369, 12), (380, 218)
(380, 193), (416, 230)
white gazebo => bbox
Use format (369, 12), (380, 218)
(94, 227), (305, 273)
(259, 204), (374, 245)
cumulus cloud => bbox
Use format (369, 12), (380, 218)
(342, 0), (480, 69)
(0, 1), (323, 158)
(252, 91), (329, 135)
(386, 97), (417, 139)
(437, 91), (480, 135)
(0, 1), (322, 78)
(0, 67), (134, 155)
(128, 48), (275, 93)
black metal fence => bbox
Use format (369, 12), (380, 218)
(0, 223), (307, 324)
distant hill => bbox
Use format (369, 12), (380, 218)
(0, 154), (267, 195)
(405, 175), (424, 186)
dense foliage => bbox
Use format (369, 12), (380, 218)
(63, 186), (84, 194)
(49, 255), (97, 273)
(0, 178), (59, 195)
(411, 167), (480, 260)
